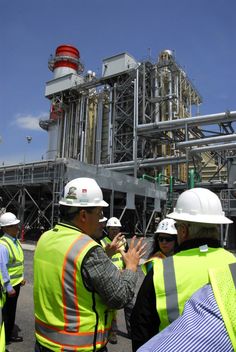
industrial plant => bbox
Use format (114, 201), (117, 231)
(1, 45), (236, 247)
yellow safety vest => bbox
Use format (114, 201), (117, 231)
(0, 235), (24, 286)
(209, 262), (236, 350)
(0, 274), (6, 352)
(34, 223), (114, 352)
(153, 246), (236, 331)
(141, 251), (166, 275)
(100, 236), (125, 270)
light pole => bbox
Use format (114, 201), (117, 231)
(26, 136), (32, 144)
(24, 136), (32, 163)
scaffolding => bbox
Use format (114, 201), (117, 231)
(1, 47), (236, 245)
(0, 159), (166, 239)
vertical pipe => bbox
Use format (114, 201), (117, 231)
(68, 103), (74, 158)
(80, 131), (84, 162)
(108, 86), (115, 163)
(83, 98), (89, 163)
(73, 103), (79, 158)
(95, 96), (102, 164)
(133, 68), (139, 178)
(168, 71), (172, 120)
(79, 96), (84, 160)
(91, 100), (97, 164)
(61, 111), (67, 158)
(110, 189), (114, 218)
(188, 169), (195, 189)
(142, 63), (146, 124)
(142, 196), (147, 233)
(154, 65), (160, 123)
(175, 74), (179, 116)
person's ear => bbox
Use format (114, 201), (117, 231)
(76, 209), (87, 223)
(181, 223), (189, 241)
(177, 223), (189, 243)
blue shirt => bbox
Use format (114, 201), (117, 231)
(137, 284), (233, 352)
(0, 233), (21, 292)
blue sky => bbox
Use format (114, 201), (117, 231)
(1, 0), (236, 165)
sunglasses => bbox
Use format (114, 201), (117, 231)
(158, 236), (175, 243)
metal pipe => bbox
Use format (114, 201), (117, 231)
(168, 71), (172, 120)
(80, 131), (84, 162)
(119, 206), (127, 222)
(189, 142), (236, 154)
(95, 95), (103, 164)
(101, 156), (186, 171)
(142, 63), (146, 124)
(144, 209), (156, 236)
(137, 111), (236, 132)
(133, 69), (139, 178)
(61, 111), (67, 158)
(154, 65), (160, 123)
(177, 133), (236, 148)
(108, 88), (113, 163)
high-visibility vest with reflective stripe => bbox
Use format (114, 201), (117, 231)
(141, 252), (166, 275)
(0, 273), (6, 352)
(34, 223), (114, 352)
(209, 262), (236, 350)
(0, 236), (24, 286)
(153, 247), (236, 331)
(100, 236), (125, 270)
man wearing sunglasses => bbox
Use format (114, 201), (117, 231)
(131, 187), (236, 351)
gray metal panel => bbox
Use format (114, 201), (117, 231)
(228, 157), (236, 188)
(65, 158), (167, 200)
(102, 53), (138, 77)
(126, 192), (135, 209)
(45, 74), (84, 97)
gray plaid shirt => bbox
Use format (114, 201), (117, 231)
(82, 245), (138, 309)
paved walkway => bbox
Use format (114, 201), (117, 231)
(21, 241), (36, 251)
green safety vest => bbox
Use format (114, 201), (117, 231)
(153, 246), (236, 331)
(0, 235), (24, 286)
(100, 236), (125, 270)
(209, 262), (236, 350)
(0, 273), (6, 352)
(34, 223), (114, 352)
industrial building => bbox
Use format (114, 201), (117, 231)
(1, 45), (236, 247)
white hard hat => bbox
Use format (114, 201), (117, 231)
(99, 216), (107, 223)
(59, 177), (108, 207)
(167, 188), (232, 224)
(155, 218), (177, 235)
(0, 212), (20, 227)
(107, 217), (122, 227)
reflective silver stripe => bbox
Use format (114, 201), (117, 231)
(63, 236), (93, 331)
(8, 262), (23, 268)
(10, 273), (23, 279)
(111, 258), (120, 262)
(35, 320), (107, 347)
(163, 257), (179, 323)
(229, 263), (236, 289)
(0, 309), (2, 325)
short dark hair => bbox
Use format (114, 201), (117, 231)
(59, 205), (96, 222)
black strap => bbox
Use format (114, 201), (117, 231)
(229, 262), (236, 289)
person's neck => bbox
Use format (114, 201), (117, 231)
(59, 220), (89, 236)
(179, 238), (221, 251)
(5, 232), (17, 239)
